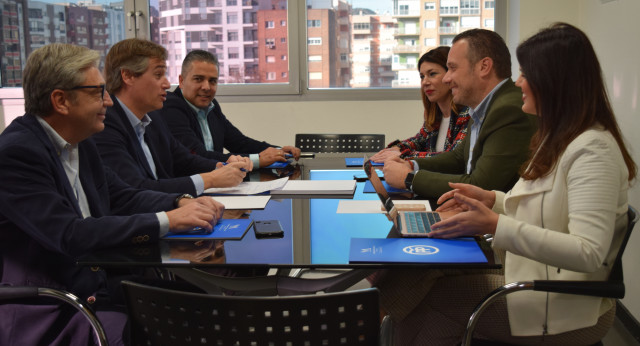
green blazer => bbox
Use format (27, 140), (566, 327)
(411, 79), (537, 199)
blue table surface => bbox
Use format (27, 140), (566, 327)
(309, 169), (392, 264)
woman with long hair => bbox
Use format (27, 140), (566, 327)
(385, 23), (636, 345)
(370, 46), (470, 162)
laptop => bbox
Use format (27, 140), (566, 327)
(364, 160), (441, 237)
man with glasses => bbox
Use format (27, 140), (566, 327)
(0, 43), (224, 345)
(94, 39), (251, 196)
(157, 49), (301, 168)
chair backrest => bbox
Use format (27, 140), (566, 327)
(122, 280), (381, 346)
(609, 205), (638, 281)
(295, 134), (385, 153)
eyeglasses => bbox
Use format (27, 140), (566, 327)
(68, 84), (106, 99)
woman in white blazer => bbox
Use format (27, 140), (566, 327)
(412, 23), (638, 345)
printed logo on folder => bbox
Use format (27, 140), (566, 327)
(349, 238), (487, 263)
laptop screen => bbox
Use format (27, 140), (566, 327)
(364, 160), (395, 213)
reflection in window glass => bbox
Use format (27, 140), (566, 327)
(0, 0), (125, 87)
(152, 0), (289, 85)
(306, 0), (493, 88)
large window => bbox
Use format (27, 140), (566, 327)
(0, 0), (500, 96)
(0, 0), (124, 88)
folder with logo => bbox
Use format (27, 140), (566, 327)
(345, 157), (383, 167)
(348, 237), (487, 264)
(163, 219), (254, 241)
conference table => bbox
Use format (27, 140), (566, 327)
(78, 153), (501, 295)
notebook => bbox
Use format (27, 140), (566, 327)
(163, 219), (254, 240)
(364, 160), (441, 237)
(349, 237), (487, 264)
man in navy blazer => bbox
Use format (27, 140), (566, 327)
(94, 39), (251, 196)
(157, 50), (301, 168)
(0, 44), (224, 345)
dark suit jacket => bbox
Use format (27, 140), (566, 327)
(94, 97), (219, 195)
(0, 114), (177, 345)
(412, 79), (538, 199)
(157, 87), (274, 161)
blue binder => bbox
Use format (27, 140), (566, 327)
(345, 157), (384, 167)
(349, 237), (487, 264)
(163, 219), (254, 240)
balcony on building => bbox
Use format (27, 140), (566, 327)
(393, 45), (420, 54)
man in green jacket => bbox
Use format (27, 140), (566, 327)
(384, 29), (537, 199)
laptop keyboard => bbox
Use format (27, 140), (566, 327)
(405, 212), (441, 234)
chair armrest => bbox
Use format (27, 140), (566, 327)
(533, 280), (625, 299)
(0, 286), (39, 300)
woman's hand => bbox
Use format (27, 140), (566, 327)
(429, 192), (499, 239)
(436, 182), (496, 212)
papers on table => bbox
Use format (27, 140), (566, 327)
(209, 196), (271, 210)
(204, 177), (356, 196)
(204, 177), (289, 195)
(336, 200), (432, 214)
(270, 180), (356, 195)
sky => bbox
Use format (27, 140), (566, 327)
(348, 0), (394, 14)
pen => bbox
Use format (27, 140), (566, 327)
(222, 162), (247, 172)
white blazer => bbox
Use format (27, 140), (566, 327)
(491, 127), (629, 336)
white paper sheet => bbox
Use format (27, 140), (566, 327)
(336, 200), (432, 214)
(209, 195), (271, 210)
(270, 180), (356, 195)
(204, 177), (289, 195)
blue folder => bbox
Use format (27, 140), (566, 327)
(163, 219), (254, 240)
(263, 160), (292, 169)
(345, 157), (383, 167)
(349, 237), (487, 264)
(362, 180), (410, 194)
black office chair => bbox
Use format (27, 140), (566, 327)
(0, 285), (109, 346)
(122, 280), (392, 346)
(295, 133), (385, 153)
(461, 205), (638, 346)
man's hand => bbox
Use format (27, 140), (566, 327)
(259, 147), (287, 167)
(370, 147), (401, 163)
(201, 162), (248, 189)
(382, 156), (413, 189)
(281, 145), (301, 160)
(166, 200), (222, 232)
(226, 155), (253, 171)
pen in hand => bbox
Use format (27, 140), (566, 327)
(222, 162), (247, 172)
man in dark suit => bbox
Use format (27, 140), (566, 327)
(94, 39), (251, 195)
(0, 43), (224, 345)
(383, 29), (537, 200)
(157, 49), (301, 168)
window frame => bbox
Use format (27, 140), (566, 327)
(0, 0), (506, 102)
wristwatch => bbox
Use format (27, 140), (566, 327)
(404, 172), (415, 190)
(174, 193), (194, 208)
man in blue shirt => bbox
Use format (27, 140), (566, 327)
(157, 50), (301, 168)
(94, 39), (251, 196)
